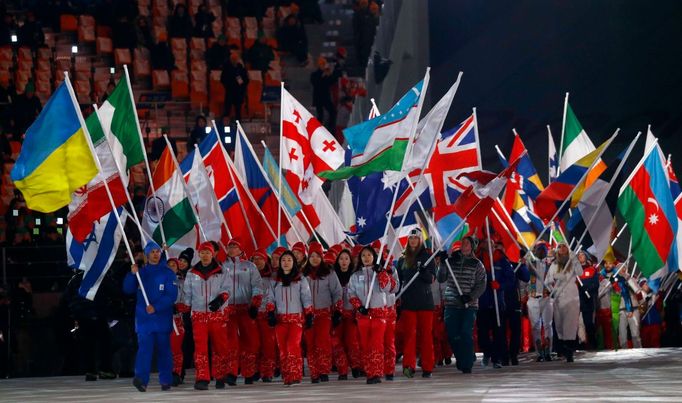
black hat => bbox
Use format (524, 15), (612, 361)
(179, 248), (194, 263)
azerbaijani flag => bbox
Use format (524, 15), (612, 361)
(11, 81), (98, 212)
(617, 137), (678, 280)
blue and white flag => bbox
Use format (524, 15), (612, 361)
(67, 208), (127, 300)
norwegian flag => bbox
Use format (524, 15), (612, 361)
(280, 88), (346, 244)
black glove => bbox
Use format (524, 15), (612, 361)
(396, 305), (402, 321)
(173, 305), (179, 315)
(608, 275), (618, 284)
(436, 250), (449, 261)
(332, 310), (342, 328)
(459, 294), (472, 305)
(208, 294), (226, 312)
(372, 265), (384, 273)
(267, 311), (277, 327)
(357, 306), (368, 316)
(305, 313), (314, 329)
(248, 305), (259, 320)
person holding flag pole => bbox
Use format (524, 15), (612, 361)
(65, 74), (174, 392)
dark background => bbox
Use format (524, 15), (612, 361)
(428, 0), (682, 178)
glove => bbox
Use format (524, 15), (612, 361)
(459, 294), (472, 305)
(173, 305), (179, 315)
(248, 305), (259, 320)
(267, 311), (277, 327)
(609, 275), (618, 284)
(396, 305), (402, 321)
(332, 310), (342, 328)
(208, 294), (227, 312)
(490, 280), (500, 290)
(357, 306), (369, 316)
(436, 250), (449, 261)
(305, 313), (314, 329)
(372, 265), (384, 273)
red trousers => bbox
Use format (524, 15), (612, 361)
(596, 308), (614, 350)
(304, 309), (333, 379)
(402, 310), (434, 372)
(170, 316), (185, 374)
(257, 314), (278, 378)
(641, 324), (662, 348)
(275, 316), (304, 384)
(357, 314), (386, 379)
(432, 306), (451, 361)
(192, 311), (229, 382)
(395, 313), (406, 356)
(226, 307), (260, 378)
(332, 312), (361, 375)
(383, 307), (397, 376)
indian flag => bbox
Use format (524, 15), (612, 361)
(96, 73), (145, 170)
(142, 145), (197, 248)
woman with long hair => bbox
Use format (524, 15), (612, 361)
(251, 249), (277, 382)
(331, 249), (362, 379)
(267, 251), (313, 386)
(302, 242), (343, 383)
(348, 246), (398, 384)
(546, 243), (583, 362)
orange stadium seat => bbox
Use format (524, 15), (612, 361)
(97, 37), (113, 53)
(247, 70), (264, 118)
(171, 70), (189, 97)
(78, 15), (96, 42)
(60, 14), (78, 31)
(152, 69), (170, 89)
(114, 48), (132, 66)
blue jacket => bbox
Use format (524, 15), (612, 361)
(123, 260), (178, 334)
(503, 262), (530, 311)
(478, 251), (516, 311)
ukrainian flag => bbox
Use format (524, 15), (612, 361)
(10, 82), (98, 212)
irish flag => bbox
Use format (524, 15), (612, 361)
(617, 136), (678, 281)
(142, 145), (197, 247)
(96, 72), (145, 170)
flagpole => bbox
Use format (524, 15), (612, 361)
(472, 107), (483, 170)
(278, 82), (284, 246)
(192, 145), (233, 240)
(558, 92), (569, 173)
(485, 218), (502, 327)
(382, 72), (462, 269)
(547, 125), (554, 184)
(123, 65), (167, 247)
(64, 72), (150, 307)
(162, 135), (208, 243)
(234, 121), (305, 244)
(260, 140), (321, 245)
(610, 223), (628, 247)
(92, 104), (148, 244)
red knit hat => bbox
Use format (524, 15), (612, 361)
(351, 244), (363, 257)
(451, 241), (462, 252)
(251, 249), (268, 260)
(329, 244), (343, 255)
(272, 246), (287, 256)
(323, 251), (336, 265)
(167, 257), (179, 267)
(198, 241), (215, 254)
(308, 241), (324, 257)
(292, 241), (307, 255)
(370, 240), (381, 252)
(227, 238), (242, 249)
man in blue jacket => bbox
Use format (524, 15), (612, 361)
(123, 241), (178, 392)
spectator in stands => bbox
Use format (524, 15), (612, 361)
(18, 11), (44, 49)
(277, 14), (309, 65)
(193, 4), (215, 39)
(334, 47), (349, 78)
(246, 32), (275, 74)
(135, 16), (153, 50)
(221, 53), (249, 121)
(150, 34), (175, 72)
(13, 81), (41, 136)
(206, 34), (229, 71)
(311, 56), (338, 132)
(187, 116), (209, 153)
(168, 4), (193, 40)
(299, 0), (324, 24)
(353, 0), (380, 68)
(227, 0), (263, 18)
(112, 16), (136, 51)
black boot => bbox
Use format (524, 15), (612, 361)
(351, 368), (362, 378)
(133, 377), (147, 392)
(172, 373), (182, 386)
(194, 380), (209, 390)
(226, 374), (237, 386)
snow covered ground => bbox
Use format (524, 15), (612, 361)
(0, 348), (680, 402)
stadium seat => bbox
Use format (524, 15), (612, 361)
(96, 37), (113, 53)
(152, 69), (170, 89)
(134, 48), (152, 78)
(114, 48), (132, 66)
(60, 14), (78, 32)
(171, 70), (189, 97)
(78, 15), (96, 42)
(246, 70), (264, 118)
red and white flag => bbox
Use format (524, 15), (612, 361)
(280, 88), (346, 244)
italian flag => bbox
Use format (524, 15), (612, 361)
(617, 140), (678, 278)
(142, 145), (197, 247)
(67, 112), (128, 242)
(96, 74), (145, 170)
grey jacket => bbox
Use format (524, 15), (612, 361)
(183, 263), (228, 313)
(306, 271), (343, 310)
(222, 257), (264, 306)
(348, 266), (395, 309)
(437, 251), (487, 309)
(269, 275), (313, 315)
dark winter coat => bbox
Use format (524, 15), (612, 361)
(396, 246), (435, 311)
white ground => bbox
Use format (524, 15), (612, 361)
(0, 348), (680, 402)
